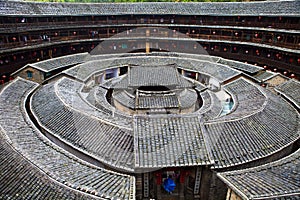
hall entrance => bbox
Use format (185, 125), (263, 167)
(150, 168), (193, 200)
(141, 167), (207, 200)
(161, 170), (180, 198)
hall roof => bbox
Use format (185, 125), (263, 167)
(134, 115), (213, 168)
(136, 91), (180, 109)
(128, 65), (179, 88)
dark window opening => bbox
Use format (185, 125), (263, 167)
(138, 86), (170, 92)
(26, 70), (33, 79)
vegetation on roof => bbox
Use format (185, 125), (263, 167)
(25, 0), (257, 3)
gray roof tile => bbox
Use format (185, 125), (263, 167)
(0, 1), (299, 16)
(204, 79), (299, 168)
(31, 53), (88, 73)
(31, 77), (134, 171)
(0, 134), (93, 200)
(217, 77), (267, 121)
(137, 91), (179, 109)
(134, 115), (212, 168)
(0, 78), (135, 199)
(275, 79), (300, 109)
(254, 71), (275, 82)
(218, 148), (300, 199)
(65, 55), (240, 83)
(129, 65), (179, 87)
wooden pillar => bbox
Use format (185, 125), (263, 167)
(146, 29), (150, 37)
(146, 42), (150, 54)
(294, 36), (299, 49)
(241, 31), (244, 42)
(5, 35), (9, 43)
(179, 182), (185, 200)
(155, 172), (162, 200)
(49, 49), (52, 58)
(179, 169), (186, 200)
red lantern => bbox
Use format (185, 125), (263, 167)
(256, 50), (260, 56)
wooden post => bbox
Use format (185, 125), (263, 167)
(146, 42), (150, 54)
(155, 172), (162, 200)
(179, 170), (186, 200)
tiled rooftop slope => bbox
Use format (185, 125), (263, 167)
(0, 0), (299, 16)
(218, 148), (300, 199)
(0, 78), (135, 200)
